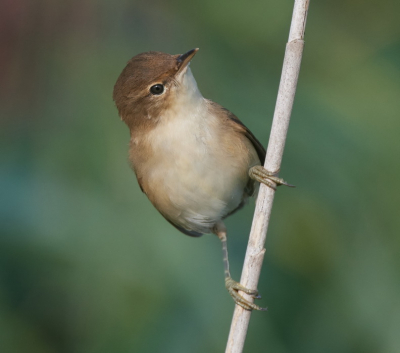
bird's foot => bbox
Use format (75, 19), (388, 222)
(249, 165), (295, 190)
(225, 277), (267, 311)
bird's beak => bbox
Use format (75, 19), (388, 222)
(176, 48), (199, 73)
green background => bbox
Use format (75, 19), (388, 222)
(1, 0), (400, 352)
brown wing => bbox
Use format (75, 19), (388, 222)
(206, 99), (266, 220)
(206, 100), (266, 164)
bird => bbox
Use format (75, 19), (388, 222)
(113, 48), (292, 311)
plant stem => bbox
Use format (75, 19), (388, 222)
(225, 1), (310, 352)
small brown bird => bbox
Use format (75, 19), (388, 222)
(113, 48), (292, 311)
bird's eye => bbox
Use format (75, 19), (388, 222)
(150, 84), (164, 95)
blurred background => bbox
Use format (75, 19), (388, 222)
(1, 0), (400, 352)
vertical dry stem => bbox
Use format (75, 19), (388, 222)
(225, 1), (310, 352)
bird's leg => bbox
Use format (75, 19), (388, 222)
(249, 165), (295, 190)
(214, 222), (267, 311)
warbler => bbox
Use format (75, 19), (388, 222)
(113, 48), (292, 310)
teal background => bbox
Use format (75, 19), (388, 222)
(1, 0), (400, 352)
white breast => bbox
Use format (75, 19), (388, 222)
(135, 68), (255, 234)
(144, 106), (246, 233)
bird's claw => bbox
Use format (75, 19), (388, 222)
(225, 277), (267, 311)
(249, 165), (295, 190)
